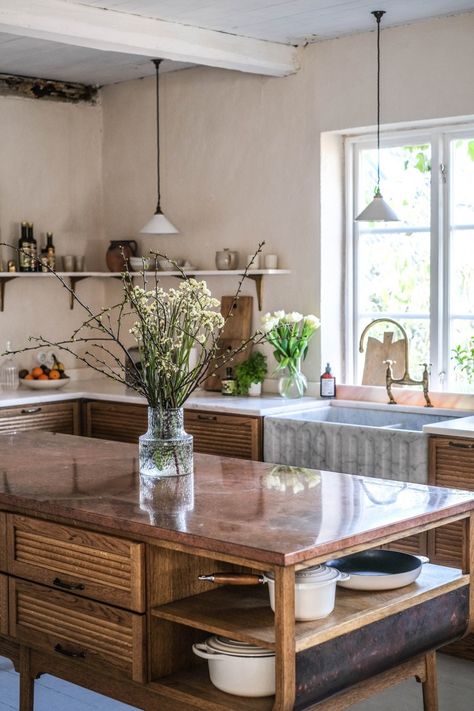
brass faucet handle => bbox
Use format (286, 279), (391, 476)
(383, 359), (396, 366)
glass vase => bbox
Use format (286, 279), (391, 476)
(278, 358), (308, 399)
(139, 407), (193, 478)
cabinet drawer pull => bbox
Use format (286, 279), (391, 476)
(20, 407), (42, 415)
(197, 414), (217, 421)
(448, 441), (474, 449)
(53, 577), (85, 591)
(54, 643), (86, 659)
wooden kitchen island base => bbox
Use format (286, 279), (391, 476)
(0, 433), (473, 711)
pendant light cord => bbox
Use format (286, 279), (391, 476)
(152, 58), (162, 214)
(372, 11), (384, 196)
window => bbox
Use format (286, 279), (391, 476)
(346, 125), (474, 392)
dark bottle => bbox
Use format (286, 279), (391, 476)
(27, 223), (38, 272)
(46, 232), (56, 270)
(18, 222), (30, 272)
(221, 367), (236, 395)
(320, 362), (336, 398)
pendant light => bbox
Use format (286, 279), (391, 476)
(141, 59), (178, 234)
(355, 11), (398, 222)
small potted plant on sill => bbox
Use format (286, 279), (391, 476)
(235, 351), (267, 397)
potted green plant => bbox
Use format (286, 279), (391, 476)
(235, 351), (267, 396)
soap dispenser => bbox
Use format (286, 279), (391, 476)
(320, 363), (336, 398)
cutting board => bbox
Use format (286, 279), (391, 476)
(362, 332), (406, 386)
(204, 296), (253, 391)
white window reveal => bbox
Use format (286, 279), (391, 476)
(346, 125), (474, 393)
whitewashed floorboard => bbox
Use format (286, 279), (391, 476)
(0, 654), (472, 710)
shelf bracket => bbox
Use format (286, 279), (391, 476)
(68, 276), (89, 310)
(0, 275), (16, 312)
(247, 274), (263, 310)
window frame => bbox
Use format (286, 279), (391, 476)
(345, 122), (474, 392)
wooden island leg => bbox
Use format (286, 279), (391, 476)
(19, 646), (34, 711)
(421, 652), (438, 711)
(273, 566), (296, 711)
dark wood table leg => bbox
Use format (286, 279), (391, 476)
(421, 652), (438, 711)
(19, 646), (34, 711)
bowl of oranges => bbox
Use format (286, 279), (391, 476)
(19, 360), (70, 390)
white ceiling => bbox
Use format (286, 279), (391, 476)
(74, 0), (474, 44)
(0, 0), (473, 85)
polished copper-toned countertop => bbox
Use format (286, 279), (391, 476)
(1, 432), (474, 566)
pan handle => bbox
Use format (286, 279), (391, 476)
(198, 572), (265, 585)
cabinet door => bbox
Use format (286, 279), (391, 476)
(0, 401), (80, 435)
(428, 435), (474, 567)
(84, 401), (147, 443)
(0, 574), (7, 636)
(184, 410), (262, 460)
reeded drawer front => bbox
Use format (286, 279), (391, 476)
(9, 578), (145, 682)
(7, 515), (145, 612)
(0, 401), (79, 435)
(0, 574), (7, 635)
(184, 410), (262, 460)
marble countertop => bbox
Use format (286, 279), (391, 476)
(0, 379), (322, 417)
(423, 416), (474, 438)
(1, 432), (474, 566)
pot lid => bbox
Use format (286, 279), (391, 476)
(206, 636), (274, 658)
(266, 564), (340, 584)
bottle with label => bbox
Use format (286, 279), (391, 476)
(40, 242), (49, 272)
(320, 362), (336, 398)
(27, 223), (38, 272)
(0, 342), (19, 392)
(46, 232), (56, 270)
(18, 221), (30, 272)
(221, 367), (236, 395)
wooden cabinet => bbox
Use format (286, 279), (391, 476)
(6, 515), (145, 612)
(9, 578), (146, 682)
(0, 400), (80, 436)
(0, 574), (7, 636)
(84, 400), (263, 460)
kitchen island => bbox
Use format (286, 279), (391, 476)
(0, 432), (473, 710)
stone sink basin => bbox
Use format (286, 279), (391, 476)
(264, 401), (473, 484)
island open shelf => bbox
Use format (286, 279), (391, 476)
(151, 563), (467, 654)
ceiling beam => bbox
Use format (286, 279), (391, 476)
(0, 0), (300, 78)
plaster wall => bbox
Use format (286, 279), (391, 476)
(101, 12), (474, 388)
(0, 96), (105, 369)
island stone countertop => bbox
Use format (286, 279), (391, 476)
(1, 431), (474, 566)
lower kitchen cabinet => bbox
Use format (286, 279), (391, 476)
(84, 400), (263, 460)
(428, 434), (474, 660)
(0, 400), (80, 435)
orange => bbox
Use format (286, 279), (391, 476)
(31, 367), (43, 378)
(48, 370), (61, 380)
(38, 374), (49, 380)
(24, 374), (34, 380)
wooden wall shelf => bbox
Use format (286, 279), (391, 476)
(0, 269), (290, 311)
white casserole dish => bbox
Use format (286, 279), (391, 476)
(192, 636), (275, 697)
(265, 565), (349, 620)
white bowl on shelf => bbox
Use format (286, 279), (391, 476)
(20, 377), (69, 390)
(129, 256), (150, 271)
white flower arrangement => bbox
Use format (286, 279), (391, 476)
(261, 310), (320, 373)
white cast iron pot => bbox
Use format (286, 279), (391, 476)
(192, 637), (275, 697)
(266, 565), (349, 621)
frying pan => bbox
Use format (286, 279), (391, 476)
(325, 550), (429, 591)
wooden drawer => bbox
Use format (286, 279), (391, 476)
(0, 400), (80, 435)
(9, 578), (145, 682)
(0, 574), (7, 636)
(6, 515), (145, 612)
(84, 401), (147, 443)
(428, 436), (474, 567)
(185, 410), (262, 460)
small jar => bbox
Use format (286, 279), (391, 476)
(221, 368), (236, 395)
(215, 249), (238, 270)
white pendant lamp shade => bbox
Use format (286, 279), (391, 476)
(141, 211), (178, 235)
(356, 190), (399, 222)
(355, 11), (398, 223)
(141, 58), (179, 235)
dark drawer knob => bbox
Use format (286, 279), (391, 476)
(54, 643), (86, 659)
(53, 577), (85, 591)
(448, 441), (474, 449)
(20, 407), (42, 415)
(197, 414), (217, 421)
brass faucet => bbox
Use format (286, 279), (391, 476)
(359, 318), (432, 407)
